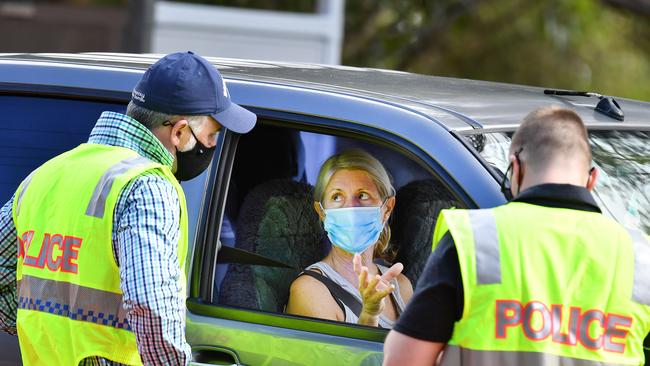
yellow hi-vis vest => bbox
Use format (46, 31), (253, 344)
(433, 202), (650, 366)
(12, 143), (189, 366)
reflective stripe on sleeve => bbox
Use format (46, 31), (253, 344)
(85, 155), (152, 219)
(468, 209), (501, 285)
(15, 171), (35, 218)
(439, 345), (626, 366)
(628, 228), (650, 306)
(17, 275), (130, 330)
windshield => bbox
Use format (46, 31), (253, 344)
(468, 131), (650, 234)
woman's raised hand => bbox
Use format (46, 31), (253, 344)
(353, 253), (404, 326)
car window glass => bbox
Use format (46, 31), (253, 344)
(0, 94), (208, 252)
(180, 168), (210, 249)
(0, 95), (125, 204)
(213, 121), (462, 326)
(471, 131), (650, 234)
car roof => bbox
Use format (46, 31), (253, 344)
(1, 52), (649, 132)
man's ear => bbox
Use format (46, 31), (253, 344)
(313, 201), (325, 221)
(170, 119), (189, 148)
(586, 167), (599, 191)
(509, 154), (521, 197)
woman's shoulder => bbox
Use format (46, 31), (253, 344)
(396, 272), (413, 289)
(289, 267), (327, 292)
(287, 268), (343, 321)
(291, 272), (322, 290)
(395, 272), (414, 302)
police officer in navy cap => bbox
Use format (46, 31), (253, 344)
(0, 51), (256, 365)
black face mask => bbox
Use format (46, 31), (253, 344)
(174, 128), (215, 181)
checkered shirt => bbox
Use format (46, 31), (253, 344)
(0, 112), (191, 365)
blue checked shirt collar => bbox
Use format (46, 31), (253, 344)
(88, 112), (174, 168)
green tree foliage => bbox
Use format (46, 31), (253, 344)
(82, 0), (649, 100)
(344, 0), (650, 101)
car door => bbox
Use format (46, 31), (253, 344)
(184, 80), (504, 365)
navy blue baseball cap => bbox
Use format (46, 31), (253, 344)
(131, 51), (256, 133)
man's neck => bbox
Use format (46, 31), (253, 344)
(519, 169), (588, 193)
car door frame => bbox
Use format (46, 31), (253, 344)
(187, 79), (506, 364)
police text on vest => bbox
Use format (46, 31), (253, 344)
(496, 300), (631, 353)
(18, 230), (83, 274)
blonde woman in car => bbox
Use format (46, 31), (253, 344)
(286, 149), (413, 328)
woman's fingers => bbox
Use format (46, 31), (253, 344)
(353, 254), (362, 275)
(369, 277), (395, 300)
(367, 274), (381, 293)
(374, 283), (396, 300)
(381, 262), (404, 283)
(358, 266), (369, 291)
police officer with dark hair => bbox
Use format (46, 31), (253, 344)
(384, 106), (650, 365)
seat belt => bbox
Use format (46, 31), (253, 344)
(299, 270), (363, 319)
(217, 245), (295, 269)
(217, 245), (365, 320)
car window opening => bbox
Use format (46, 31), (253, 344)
(210, 120), (463, 330)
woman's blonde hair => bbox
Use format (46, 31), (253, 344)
(314, 149), (396, 261)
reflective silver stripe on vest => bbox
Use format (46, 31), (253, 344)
(17, 275), (130, 330)
(85, 156), (152, 219)
(439, 345), (626, 366)
(469, 209), (501, 284)
(15, 171), (35, 218)
(628, 228), (650, 306)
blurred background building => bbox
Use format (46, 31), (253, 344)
(0, 0), (648, 97)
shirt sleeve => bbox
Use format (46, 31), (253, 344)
(0, 195), (17, 335)
(392, 232), (463, 342)
(114, 174), (191, 366)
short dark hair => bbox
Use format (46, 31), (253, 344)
(126, 101), (205, 130)
(511, 106), (591, 171)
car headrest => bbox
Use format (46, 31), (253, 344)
(229, 126), (306, 220)
(218, 179), (326, 312)
(391, 179), (461, 284)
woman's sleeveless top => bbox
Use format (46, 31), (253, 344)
(305, 261), (407, 328)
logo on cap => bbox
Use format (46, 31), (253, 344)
(132, 90), (146, 103)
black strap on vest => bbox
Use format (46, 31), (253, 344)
(299, 270), (363, 318)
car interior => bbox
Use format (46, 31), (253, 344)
(213, 120), (463, 322)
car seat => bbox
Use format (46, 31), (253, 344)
(391, 179), (461, 285)
(218, 179), (327, 312)
(215, 125), (306, 299)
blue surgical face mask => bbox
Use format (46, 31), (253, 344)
(321, 203), (385, 254)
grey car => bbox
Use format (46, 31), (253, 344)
(0, 53), (648, 365)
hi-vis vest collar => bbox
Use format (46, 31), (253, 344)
(13, 144), (188, 366)
(433, 204), (650, 366)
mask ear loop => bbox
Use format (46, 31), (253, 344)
(513, 147), (524, 196)
(500, 147), (523, 200)
(165, 120), (201, 152)
(500, 164), (514, 200)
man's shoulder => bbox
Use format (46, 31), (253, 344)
(121, 171), (179, 204)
